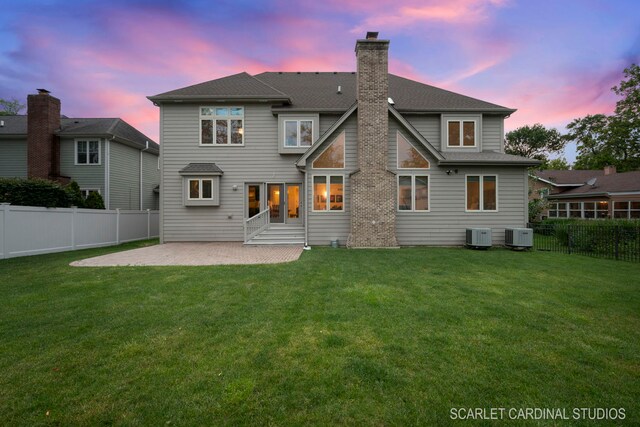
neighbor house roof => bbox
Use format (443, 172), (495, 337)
(0, 115), (158, 153)
(148, 72), (516, 115)
(532, 169), (604, 186)
(547, 171), (640, 198)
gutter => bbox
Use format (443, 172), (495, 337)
(438, 160), (541, 167)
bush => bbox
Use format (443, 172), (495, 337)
(0, 178), (71, 207)
(85, 191), (105, 209)
(65, 181), (85, 208)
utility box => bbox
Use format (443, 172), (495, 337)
(505, 228), (533, 249)
(466, 228), (492, 249)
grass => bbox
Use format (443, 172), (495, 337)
(1, 241), (639, 425)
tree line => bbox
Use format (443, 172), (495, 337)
(506, 64), (639, 171)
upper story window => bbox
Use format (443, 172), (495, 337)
(285, 120), (313, 147)
(312, 132), (345, 169)
(76, 139), (100, 165)
(200, 107), (244, 146)
(448, 120), (476, 147)
(397, 132), (430, 169)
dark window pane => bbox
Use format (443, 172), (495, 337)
(448, 121), (460, 146)
(467, 176), (480, 210)
(415, 176), (429, 210)
(202, 180), (212, 199)
(189, 180), (199, 199)
(285, 121), (297, 147)
(231, 120), (243, 144)
(463, 121), (475, 146)
(300, 120), (313, 146)
(216, 120), (228, 144)
(483, 176), (496, 210)
(614, 201), (628, 210)
(398, 176), (412, 210)
(201, 120), (213, 144)
(77, 141), (87, 164)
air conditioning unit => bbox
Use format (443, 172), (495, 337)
(466, 228), (492, 249)
(505, 228), (533, 249)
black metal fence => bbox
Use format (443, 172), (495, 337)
(529, 223), (640, 262)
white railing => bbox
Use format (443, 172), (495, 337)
(244, 208), (270, 242)
(0, 204), (159, 259)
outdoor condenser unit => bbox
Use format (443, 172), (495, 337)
(505, 228), (533, 249)
(465, 228), (492, 249)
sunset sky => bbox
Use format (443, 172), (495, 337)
(1, 0), (638, 162)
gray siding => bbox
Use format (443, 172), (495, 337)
(142, 151), (159, 210)
(482, 115), (504, 152)
(307, 114), (357, 246)
(389, 116), (527, 245)
(161, 103), (304, 242)
(59, 137), (105, 195)
(405, 114), (441, 150)
(109, 142), (141, 210)
(0, 139), (27, 178)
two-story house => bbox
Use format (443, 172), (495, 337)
(148, 32), (538, 247)
(0, 90), (160, 210)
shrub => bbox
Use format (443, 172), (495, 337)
(65, 181), (85, 208)
(85, 191), (105, 209)
(0, 178), (70, 207)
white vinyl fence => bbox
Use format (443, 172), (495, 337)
(0, 204), (159, 259)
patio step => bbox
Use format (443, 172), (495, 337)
(245, 225), (305, 245)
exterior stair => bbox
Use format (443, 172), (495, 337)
(245, 224), (305, 245)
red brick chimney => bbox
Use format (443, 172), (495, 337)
(27, 89), (61, 180)
(347, 32), (398, 248)
(604, 165), (616, 175)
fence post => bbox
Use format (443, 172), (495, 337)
(116, 208), (120, 244)
(1, 203), (9, 259)
(147, 209), (150, 239)
(71, 206), (78, 250)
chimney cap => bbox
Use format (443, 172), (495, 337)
(366, 31), (379, 40)
(37, 88), (50, 95)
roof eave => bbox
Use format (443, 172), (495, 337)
(178, 171), (223, 176)
(548, 192), (609, 199)
(439, 159), (541, 166)
(147, 95), (292, 104)
(398, 108), (517, 115)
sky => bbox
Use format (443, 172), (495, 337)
(1, 0), (639, 163)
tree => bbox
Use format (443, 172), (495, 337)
(542, 157), (570, 170)
(505, 124), (565, 163)
(0, 98), (25, 115)
(565, 64), (640, 172)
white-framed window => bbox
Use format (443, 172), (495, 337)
(312, 131), (345, 169)
(284, 119), (313, 147)
(397, 132), (429, 169)
(188, 178), (214, 200)
(466, 175), (497, 212)
(200, 107), (244, 146)
(75, 139), (101, 165)
(614, 201), (640, 219)
(398, 175), (429, 211)
(447, 119), (477, 147)
(80, 189), (100, 199)
(312, 175), (344, 211)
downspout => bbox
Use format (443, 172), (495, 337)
(140, 140), (149, 210)
(106, 137), (114, 209)
(301, 167), (309, 249)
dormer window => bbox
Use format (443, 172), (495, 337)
(200, 107), (244, 146)
(447, 120), (476, 147)
(285, 120), (313, 147)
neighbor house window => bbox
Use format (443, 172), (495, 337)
(397, 132), (429, 169)
(313, 175), (344, 211)
(284, 120), (313, 147)
(200, 107), (244, 145)
(447, 120), (476, 147)
(188, 178), (214, 200)
(76, 139), (100, 165)
(312, 132), (345, 169)
(614, 201), (640, 219)
(466, 175), (497, 211)
(398, 175), (429, 211)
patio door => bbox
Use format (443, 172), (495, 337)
(286, 184), (302, 224)
(268, 184), (284, 223)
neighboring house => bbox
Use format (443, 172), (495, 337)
(530, 167), (640, 220)
(148, 32), (539, 247)
(0, 90), (159, 210)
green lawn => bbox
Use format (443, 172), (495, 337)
(1, 242), (639, 426)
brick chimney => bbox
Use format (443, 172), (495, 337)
(27, 89), (61, 180)
(347, 32), (398, 248)
(604, 165), (616, 175)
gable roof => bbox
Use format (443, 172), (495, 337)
(0, 115), (158, 153)
(547, 171), (640, 198)
(148, 72), (515, 114)
(148, 72), (291, 102)
(533, 169), (605, 186)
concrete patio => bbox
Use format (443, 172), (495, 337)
(70, 242), (304, 266)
